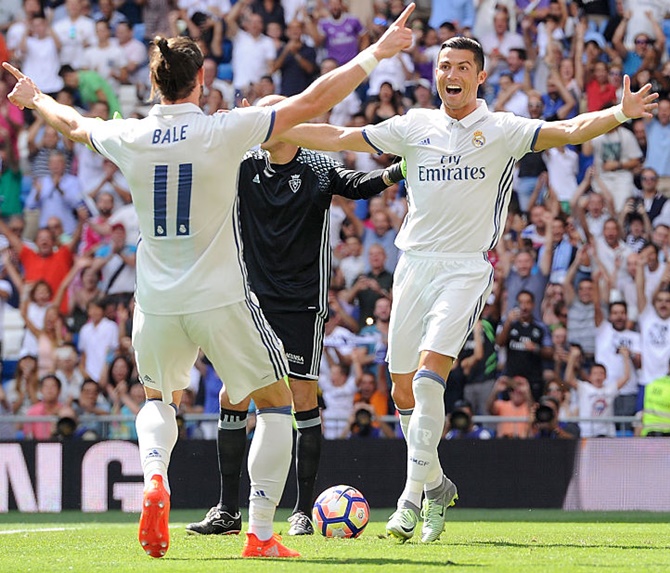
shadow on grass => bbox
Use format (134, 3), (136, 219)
(452, 540), (670, 551)
(166, 556), (484, 567)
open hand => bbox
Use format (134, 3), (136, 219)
(621, 74), (658, 119)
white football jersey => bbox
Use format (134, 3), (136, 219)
(364, 100), (543, 254)
(90, 103), (275, 315)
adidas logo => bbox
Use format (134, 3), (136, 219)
(252, 174), (260, 183)
(418, 137), (431, 145)
(264, 545), (280, 557)
(146, 449), (161, 459)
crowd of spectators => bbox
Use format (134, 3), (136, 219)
(1, 0), (670, 441)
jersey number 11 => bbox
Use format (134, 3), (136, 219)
(153, 163), (192, 237)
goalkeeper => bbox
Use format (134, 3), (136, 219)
(186, 94), (404, 537)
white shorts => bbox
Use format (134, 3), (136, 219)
(132, 296), (288, 404)
(387, 251), (493, 374)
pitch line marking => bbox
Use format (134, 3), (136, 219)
(0, 526), (80, 535)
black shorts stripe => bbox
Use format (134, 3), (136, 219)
(264, 311), (325, 380)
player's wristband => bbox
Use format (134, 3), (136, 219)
(354, 50), (379, 75)
(613, 104), (630, 124)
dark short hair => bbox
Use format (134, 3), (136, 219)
(453, 399), (473, 411)
(608, 300), (628, 313)
(81, 378), (100, 392)
(440, 36), (485, 73)
(644, 242), (660, 256)
(517, 289), (535, 303)
(40, 374), (62, 390)
(439, 21), (457, 33)
(58, 64), (76, 77)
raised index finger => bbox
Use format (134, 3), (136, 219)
(391, 2), (415, 29)
(2, 62), (26, 80)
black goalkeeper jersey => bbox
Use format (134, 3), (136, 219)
(236, 147), (398, 315)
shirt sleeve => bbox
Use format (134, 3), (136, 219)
(362, 113), (412, 156)
(502, 114), (544, 159)
(630, 331), (642, 355)
(89, 117), (141, 165)
(211, 106), (276, 148)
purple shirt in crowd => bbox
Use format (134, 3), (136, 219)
(318, 15), (363, 65)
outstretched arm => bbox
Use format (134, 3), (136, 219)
(615, 347), (632, 390)
(3, 63), (97, 147)
(534, 75), (658, 151)
(270, 4), (414, 137)
(328, 161), (404, 200)
(279, 123), (374, 153)
(635, 252), (648, 314)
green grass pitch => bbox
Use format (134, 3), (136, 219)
(1, 509), (670, 573)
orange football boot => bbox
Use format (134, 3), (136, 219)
(138, 474), (170, 558)
(241, 532), (300, 558)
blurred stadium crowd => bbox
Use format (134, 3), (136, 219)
(0, 0), (669, 442)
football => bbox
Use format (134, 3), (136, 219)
(312, 485), (370, 538)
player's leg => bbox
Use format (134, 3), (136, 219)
(243, 379), (299, 557)
(186, 387), (250, 535)
(409, 255), (493, 543)
(391, 373), (415, 441)
(133, 309), (198, 558)
(288, 376), (320, 535)
(387, 251), (421, 445)
(412, 351), (458, 543)
(192, 301), (298, 557)
(384, 253), (425, 540)
(386, 370), (421, 539)
(278, 310), (325, 535)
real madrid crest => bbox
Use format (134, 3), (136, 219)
(289, 174), (302, 193)
(472, 130), (485, 148)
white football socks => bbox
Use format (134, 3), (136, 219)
(135, 399), (178, 494)
(399, 370), (445, 509)
(247, 407), (293, 541)
(396, 407), (413, 443)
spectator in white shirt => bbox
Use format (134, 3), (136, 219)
(52, 0), (96, 69)
(78, 297), (119, 383)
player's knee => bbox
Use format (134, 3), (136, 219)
(391, 383), (414, 410)
(144, 386), (163, 401)
(219, 386), (250, 411)
(219, 386), (231, 408)
(251, 378), (292, 409)
(290, 378), (317, 411)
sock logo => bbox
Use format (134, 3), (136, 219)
(410, 457), (430, 466)
(252, 489), (267, 498)
(146, 449), (161, 459)
(419, 429), (433, 446)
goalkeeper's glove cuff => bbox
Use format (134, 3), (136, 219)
(384, 160), (405, 185)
